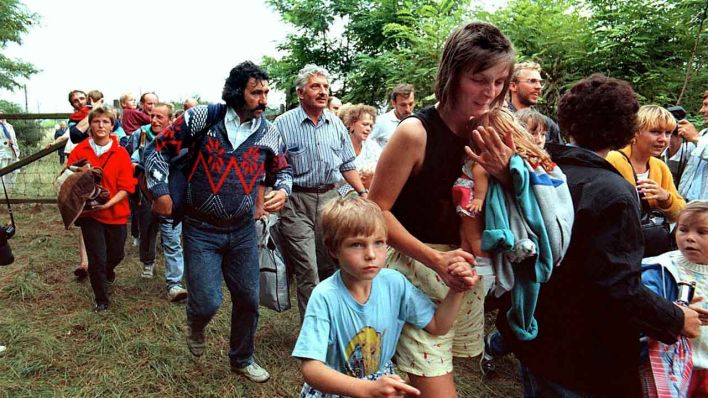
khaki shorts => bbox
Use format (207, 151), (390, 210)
(387, 244), (485, 377)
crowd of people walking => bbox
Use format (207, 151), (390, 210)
(46, 19), (708, 398)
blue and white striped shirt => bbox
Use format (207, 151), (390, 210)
(274, 105), (356, 188)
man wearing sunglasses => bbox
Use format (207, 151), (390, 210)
(508, 62), (563, 145)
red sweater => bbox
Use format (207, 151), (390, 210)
(122, 108), (151, 134)
(67, 136), (136, 225)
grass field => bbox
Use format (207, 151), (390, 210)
(0, 204), (522, 397)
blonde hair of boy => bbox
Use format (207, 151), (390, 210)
(320, 197), (388, 256)
(472, 106), (554, 171)
(679, 201), (708, 224)
(119, 93), (134, 107)
(635, 105), (677, 135)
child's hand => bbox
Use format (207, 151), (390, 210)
(447, 261), (476, 278)
(467, 198), (484, 214)
(364, 375), (420, 397)
(447, 262), (481, 290)
(689, 296), (708, 325)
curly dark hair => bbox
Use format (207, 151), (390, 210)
(222, 61), (269, 109)
(558, 74), (638, 151)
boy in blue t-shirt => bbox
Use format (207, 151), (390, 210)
(292, 197), (477, 398)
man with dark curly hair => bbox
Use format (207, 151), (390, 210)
(146, 61), (292, 383)
(470, 74), (704, 396)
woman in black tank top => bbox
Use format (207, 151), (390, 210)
(368, 22), (515, 397)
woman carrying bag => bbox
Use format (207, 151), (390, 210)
(607, 105), (686, 256)
(66, 107), (136, 312)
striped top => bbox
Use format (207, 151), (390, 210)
(274, 105), (356, 188)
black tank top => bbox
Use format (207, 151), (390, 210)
(391, 106), (466, 245)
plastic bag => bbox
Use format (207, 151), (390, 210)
(257, 215), (291, 312)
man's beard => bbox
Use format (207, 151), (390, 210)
(519, 92), (538, 107)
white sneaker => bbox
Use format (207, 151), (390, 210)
(232, 362), (270, 383)
(168, 286), (188, 302)
(141, 264), (154, 278)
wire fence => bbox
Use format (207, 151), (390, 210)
(5, 140), (66, 203)
(0, 113), (71, 203)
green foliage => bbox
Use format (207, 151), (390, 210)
(265, 0), (470, 109)
(268, 0), (708, 121)
(0, 100), (43, 150)
(477, 0), (592, 117)
(371, 0), (469, 107)
(0, 0), (39, 91)
(479, 0), (708, 118)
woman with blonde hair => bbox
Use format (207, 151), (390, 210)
(607, 105), (685, 220)
(606, 105), (686, 256)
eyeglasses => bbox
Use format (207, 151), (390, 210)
(517, 79), (545, 88)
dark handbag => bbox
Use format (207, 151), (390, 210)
(639, 203), (674, 257)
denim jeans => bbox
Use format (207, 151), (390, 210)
(183, 216), (259, 368)
(521, 365), (592, 398)
(77, 218), (127, 306)
(138, 197), (184, 289)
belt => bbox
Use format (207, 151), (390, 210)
(292, 184), (335, 194)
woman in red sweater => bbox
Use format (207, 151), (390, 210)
(67, 107), (135, 312)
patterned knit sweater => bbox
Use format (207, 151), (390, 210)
(672, 252), (708, 369)
(145, 104), (292, 227)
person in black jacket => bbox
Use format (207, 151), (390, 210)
(468, 74), (706, 397)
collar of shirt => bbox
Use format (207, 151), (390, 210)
(384, 109), (401, 123)
(296, 105), (332, 127)
(89, 137), (113, 157)
(225, 106), (261, 150)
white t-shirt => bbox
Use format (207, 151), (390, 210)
(369, 110), (400, 148)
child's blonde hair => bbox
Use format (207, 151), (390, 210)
(119, 93), (134, 107)
(472, 107), (554, 171)
(678, 201), (708, 224)
(320, 197), (388, 255)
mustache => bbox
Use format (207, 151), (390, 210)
(238, 103), (267, 113)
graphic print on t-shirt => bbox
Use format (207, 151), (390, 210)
(344, 326), (384, 378)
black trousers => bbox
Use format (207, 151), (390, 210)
(78, 218), (127, 305)
(138, 196), (160, 266)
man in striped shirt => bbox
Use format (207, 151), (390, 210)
(274, 64), (367, 320)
